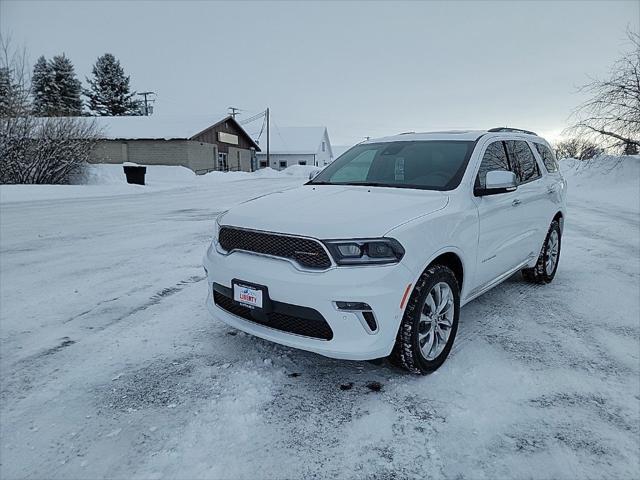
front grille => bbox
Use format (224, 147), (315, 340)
(213, 290), (333, 340)
(218, 226), (332, 269)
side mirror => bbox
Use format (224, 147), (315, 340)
(475, 170), (517, 196)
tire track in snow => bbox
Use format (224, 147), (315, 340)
(1, 274), (206, 403)
(63, 274), (206, 331)
(568, 200), (640, 226)
(567, 221), (639, 260)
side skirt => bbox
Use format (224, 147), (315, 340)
(462, 256), (535, 306)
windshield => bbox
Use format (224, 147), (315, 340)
(309, 140), (475, 191)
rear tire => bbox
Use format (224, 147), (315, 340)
(390, 265), (460, 374)
(522, 220), (561, 284)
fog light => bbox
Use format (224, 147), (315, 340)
(362, 311), (378, 331)
(336, 301), (371, 311)
(335, 301), (378, 334)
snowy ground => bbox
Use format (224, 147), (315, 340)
(1, 160), (639, 479)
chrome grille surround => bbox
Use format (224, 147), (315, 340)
(218, 226), (333, 270)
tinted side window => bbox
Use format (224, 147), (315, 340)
(506, 140), (540, 184)
(476, 141), (511, 188)
(534, 143), (558, 172)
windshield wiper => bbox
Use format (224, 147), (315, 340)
(340, 182), (397, 187)
(309, 181), (416, 189)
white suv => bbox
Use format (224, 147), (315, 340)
(203, 128), (566, 374)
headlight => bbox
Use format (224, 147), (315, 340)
(323, 238), (405, 265)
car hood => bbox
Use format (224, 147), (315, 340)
(220, 185), (449, 239)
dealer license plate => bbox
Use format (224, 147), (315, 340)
(233, 283), (263, 309)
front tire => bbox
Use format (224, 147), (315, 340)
(390, 265), (460, 374)
(522, 220), (561, 284)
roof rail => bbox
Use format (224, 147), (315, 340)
(488, 127), (538, 136)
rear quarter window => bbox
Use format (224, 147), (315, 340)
(534, 143), (559, 173)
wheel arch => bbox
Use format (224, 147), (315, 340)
(413, 248), (465, 294)
(430, 251), (464, 292)
(553, 210), (564, 232)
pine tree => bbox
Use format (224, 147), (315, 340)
(32, 55), (56, 116)
(0, 66), (29, 117)
(0, 67), (12, 116)
(85, 53), (140, 116)
(50, 54), (82, 116)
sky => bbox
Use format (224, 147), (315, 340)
(2, 0), (639, 146)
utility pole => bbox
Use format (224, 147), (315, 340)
(228, 106), (241, 118)
(237, 107), (269, 168)
(137, 91), (156, 116)
(266, 107), (270, 167)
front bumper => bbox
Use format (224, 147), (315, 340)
(203, 246), (414, 360)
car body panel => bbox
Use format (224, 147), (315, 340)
(203, 130), (567, 360)
(221, 184), (449, 239)
(203, 247), (414, 360)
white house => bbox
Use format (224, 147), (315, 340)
(256, 126), (333, 170)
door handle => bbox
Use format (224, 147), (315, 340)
(512, 199), (521, 207)
(547, 186), (557, 195)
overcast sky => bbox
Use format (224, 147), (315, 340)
(2, 0), (638, 145)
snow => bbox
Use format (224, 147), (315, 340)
(560, 155), (640, 211)
(0, 163), (319, 204)
(1, 156), (638, 479)
(58, 113), (233, 140)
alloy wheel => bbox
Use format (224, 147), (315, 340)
(418, 282), (454, 361)
(545, 229), (559, 275)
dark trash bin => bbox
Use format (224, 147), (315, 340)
(123, 165), (147, 185)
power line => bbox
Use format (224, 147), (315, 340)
(137, 91), (156, 116)
(255, 115), (267, 143)
(239, 109), (267, 125)
(232, 108), (271, 165)
(271, 119), (288, 152)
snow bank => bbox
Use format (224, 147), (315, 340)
(82, 164), (197, 186)
(278, 164), (323, 178)
(194, 165), (320, 183)
(0, 163), (316, 204)
(200, 168), (281, 183)
(560, 155), (640, 211)
(80, 163), (317, 185)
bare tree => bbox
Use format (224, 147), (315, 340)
(0, 35), (30, 116)
(1, 116), (100, 184)
(1, 36), (101, 184)
(555, 138), (603, 160)
(567, 30), (640, 154)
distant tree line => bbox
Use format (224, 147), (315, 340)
(2, 45), (143, 118)
(0, 37), (100, 185)
(554, 138), (603, 161)
(1, 34), (153, 184)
